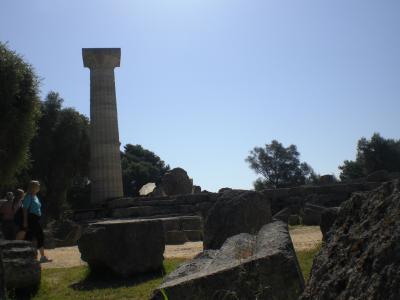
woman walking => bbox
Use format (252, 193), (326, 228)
(22, 180), (51, 263)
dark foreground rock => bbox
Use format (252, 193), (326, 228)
(203, 190), (271, 250)
(0, 248), (5, 299)
(78, 219), (165, 277)
(301, 180), (400, 300)
(0, 240), (41, 292)
(152, 221), (304, 300)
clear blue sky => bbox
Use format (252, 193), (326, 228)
(1, 1), (399, 191)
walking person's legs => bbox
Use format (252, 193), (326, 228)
(28, 214), (51, 262)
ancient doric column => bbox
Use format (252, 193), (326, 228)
(82, 48), (123, 204)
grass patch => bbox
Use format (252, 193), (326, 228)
(296, 243), (322, 282)
(32, 258), (186, 300)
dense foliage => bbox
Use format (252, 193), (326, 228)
(339, 133), (400, 181)
(121, 144), (170, 196)
(246, 140), (315, 190)
(0, 42), (41, 184)
(29, 92), (90, 218)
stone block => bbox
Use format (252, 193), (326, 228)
(0, 240), (41, 292)
(152, 221), (304, 300)
(204, 190), (271, 250)
(78, 219), (165, 277)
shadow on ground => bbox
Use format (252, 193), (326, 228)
(70, 268), (166, 291)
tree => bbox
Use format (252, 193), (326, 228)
(30, 92), (90, 219)
(0, 42), (41, 185)
(339, 133), (400, 181)
(121, 144), (170, 196)
(246, 140), (314, 190)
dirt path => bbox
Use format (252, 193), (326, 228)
(41, 226), (322, 269)
(289, 226), (322, 251)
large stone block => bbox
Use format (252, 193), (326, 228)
(204, 190), (271, 250)
(0, 240), (41, 291)
(161, 168), (193, 196)
(301, 180), (400, 300)
(78, 219), (165, 277)
(152, 221), (304, 300)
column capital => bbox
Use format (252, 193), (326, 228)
(82, 48), (121, 69)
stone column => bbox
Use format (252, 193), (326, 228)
(82, 48), (124, 204)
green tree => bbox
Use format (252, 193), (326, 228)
(30, 92), (90, 219)
(339, 133), (400, 181)
(246, 140), (314, 190)
(0, 42), (41, 184)
(121, 144), (170, 196)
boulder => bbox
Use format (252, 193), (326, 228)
(203, 190), (271, 250)
(301, 180), (400, 300)
(78, 219), (165, 277)
(161, 168), (193, 196)
(0, 240), (41, 292)
(319, 207), (340, 241)
(152, 221), (304, 300)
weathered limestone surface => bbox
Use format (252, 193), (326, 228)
(78, 219), (165, 277)
(83, 48), (123, 204)
(301, 180), (400, 300)
(204, 190), (271, 250)
(0, 240), (41, 291)
(152, 221), (304, 300)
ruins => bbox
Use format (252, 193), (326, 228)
(82, 48), (124, 205)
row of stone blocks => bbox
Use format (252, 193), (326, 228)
(77, 218), (305, 299)
(73, 193), (217, 222)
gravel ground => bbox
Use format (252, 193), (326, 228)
(41, 226), (322, 269)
